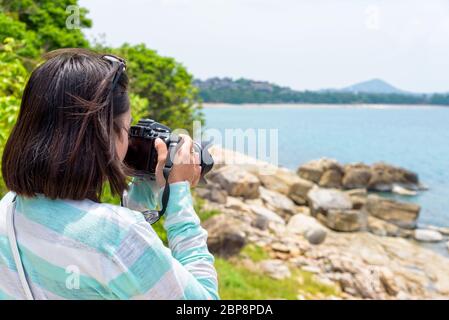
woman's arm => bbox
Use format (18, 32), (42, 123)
(107, 181), (219, 300)
(110, 134), (218, 299)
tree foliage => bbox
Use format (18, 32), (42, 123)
(113, 44), (203, 130)
(196, 77), (449, 105)
(0, 0), (204, 196)
(0, 37), (28, 193)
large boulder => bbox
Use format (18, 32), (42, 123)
(287, 214), (327, 245)
(325, 209), (365, 232)
(342, 164), (372, 189)
(248, 204), (285, 225)
(195, 183), (227, 204)
(203, 214), (247, 257)
(297, 158), (342, 184)
(368, 162), (419, 192)
(259, 187), (297, 218)
(225, 196), (252, 213)
(365, 195), (420, 229)
(208, 165), (260, 199)
(319, 169), (343, 188)
(288, 178), (315, 205)
(307, 186), (353, 216)
(367, 216), (411, 237)
(413, 229), (444, 242)
(254, 167), (302, 195)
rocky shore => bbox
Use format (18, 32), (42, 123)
(198, 147), (449, 299)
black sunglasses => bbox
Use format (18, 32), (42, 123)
(102, 54), (127, 91)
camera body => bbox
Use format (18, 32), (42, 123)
(124, 119), (213, 181)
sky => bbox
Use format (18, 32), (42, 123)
(79, 0), (449, 93)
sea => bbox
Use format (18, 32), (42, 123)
(203, 104), (449, 256)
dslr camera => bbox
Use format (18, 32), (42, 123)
(124, 119), (214, 182)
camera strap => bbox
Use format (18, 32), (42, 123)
(140, 135), (182, 225)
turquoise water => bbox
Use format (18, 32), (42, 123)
(203, 104), (449, 228)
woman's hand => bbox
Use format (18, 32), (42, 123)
(154, 134), (201, 188)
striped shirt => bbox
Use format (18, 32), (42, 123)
(0, 179), (219, 300)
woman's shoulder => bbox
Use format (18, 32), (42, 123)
(63, 197), (146, 229)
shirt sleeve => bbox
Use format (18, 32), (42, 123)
(121, 177), (159, 212)
(107, 181), (219, 300)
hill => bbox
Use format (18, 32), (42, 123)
(194, 78), (449, 105)
(340, 79), (406, 94)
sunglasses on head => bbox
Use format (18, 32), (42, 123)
(102, 54), (127, 91)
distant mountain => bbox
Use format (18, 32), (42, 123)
(194, 77), (449, 105)
(340, 79), (407, 95)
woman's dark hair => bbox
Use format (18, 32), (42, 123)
(2, 48), (130, 201)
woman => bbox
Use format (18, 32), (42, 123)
(0, 48), (218, 300)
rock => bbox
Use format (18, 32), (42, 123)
(319, 169), (343, 188)
(288, 178), (315, 205)
(367, 216), (412, 238)
(350, 197), (367, 210)
(345, 188), (368, 197)
(342, 164), (372, 189)
(297, 162), (323, 183)
(419, 225), (449, 236)
(366, 195), (420, 229)
(297, 158), (342, 183)
(301, 265), (321, 274)
(392, 184), (417, 196)
(195, 184), (227, 204)
(203, 214), (247, 257)
(225, 196), (252, 213)
(259, 187), (297, 218)
(249, 204), (285, 225)
(368, 162), (419, 192)
(286, 213), (324, 232)
(344, 188), (368, 210)
(208, 165), (260, 199)
(367, 216), (402, 237)
(271, 243), (291, 253)
(306, 228), (328, 245)
(251, 215), (269, 230)
(413, 229), (444, 242)
(259, 259), (291, 279)
(447, 241), (449, 252)
(307, 186), (353, 216)
(286, 214), (327, 245)
(255, 167), (302, 195)
(325, 209), (365, 232)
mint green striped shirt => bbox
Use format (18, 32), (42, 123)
(0, 180), (219, 300)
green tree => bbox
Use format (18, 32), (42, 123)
(1, 0), (91, 52)
(114, 44), (204, 130)
(0, 37), (28, 194)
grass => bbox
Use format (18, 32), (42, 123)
(215, 258), (301, 300)
(215, 258), (340, 300)
(240, 244), (270, 262)
(215, 243), (340, 299)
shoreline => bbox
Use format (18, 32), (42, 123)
(207, 146), (449, 259)
(203, 102), (449, 110)
(201, 147), (449, 299)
